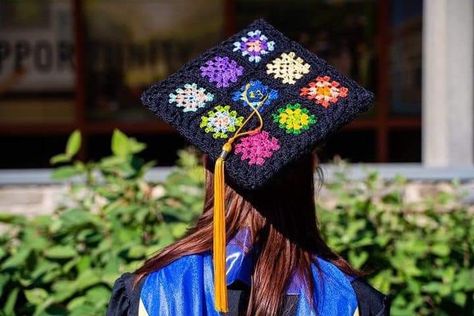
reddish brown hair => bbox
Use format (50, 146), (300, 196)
(135, 153), (358, 315)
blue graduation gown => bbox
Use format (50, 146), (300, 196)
(138, 229), (359, 316)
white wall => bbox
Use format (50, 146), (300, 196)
(423, 0), (474, 167)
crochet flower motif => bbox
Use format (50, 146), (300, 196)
(232, 80), (278, 112)
(200, 105), (244, 139)
(300, 76), (349, 108)
(200, 56), (244, 88)
(266, 52), (311, 84)
(272, 103), (316, 135)
(233, 29), (275, 63)
(235, 131), (280, 166)
(168, 83), (214, 112)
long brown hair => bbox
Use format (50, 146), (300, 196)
(135, 153), (358, 315)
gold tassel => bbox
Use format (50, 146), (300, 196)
(213, 142), (231, 313)
(211, 94), (264, 313)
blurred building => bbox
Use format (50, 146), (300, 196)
(0, 0), (471, 169)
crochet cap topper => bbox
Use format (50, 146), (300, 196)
(141, 19), (374, 312)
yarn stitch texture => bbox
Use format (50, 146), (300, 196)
(168, 83), (214, 112)
(232, 80), (279, 112)
(300, 76), (349, 108)
(200, 56), (244, 88)
(266, 52), (311, 84)
(272, 103), (317, 135)
(234, 131), (280, 165)
(200, 105), (244, 139)
(233, 29), (275, 63)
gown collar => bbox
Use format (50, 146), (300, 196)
(225, 228), (305, 295)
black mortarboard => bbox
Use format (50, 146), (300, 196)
(141, 19), (374, 312)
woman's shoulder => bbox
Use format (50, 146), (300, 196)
(107, 254), (209, 314)
(350, 278), (391, 316)
(107, 273), (142, 316)
(314, 257), (390, 316)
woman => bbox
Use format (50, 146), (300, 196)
(107, 154), (390, 315)
(108, 18), (389, 315)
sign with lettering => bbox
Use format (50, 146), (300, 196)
(0, 1), (74, 92)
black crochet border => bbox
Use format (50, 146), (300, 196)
(141, 19), (374, 190)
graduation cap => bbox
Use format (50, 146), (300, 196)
(141, 19), (374, 312)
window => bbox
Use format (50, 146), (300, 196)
(0, 0), (423, 168)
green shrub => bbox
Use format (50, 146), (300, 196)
(0, 130), (204, 315)
(0, 130), (472, 315)
(319, 168), (474, 315)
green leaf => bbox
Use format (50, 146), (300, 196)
(100, 156), (125, 168)
(68, 304), (97, 316)
(3, 287), (19, 315)
(50, 153), (71, 165)
(128, 245), (147, 259)
(59, 209), (99, 230)
(170, 223), (188, 238)
(49, 130), (81, 165)
(111, 129), (129, 157)
(66, 130), (82, 157)
(0, 274), (10, 297)
(41, 267), (62, 284)
(31, 260), (60, 280)
(1, 248), (31, 270)
(128, 137), (146, 154)
(431, 243), (450, 256)
(76, 256), (92, 273)
(111, 129), (146, 157)
(52, 281), (76, 301)
(75, 270), (101, 290)
(85, 286), (111, 307)
(51, 166), (82, 180)
(23, 228), (49, 250)
(67, 296), (87, 310)
(423, 281), (442, 293)
(453, 268), (474, 291)
(0, 212), (27, 225)
(0, 247), (7, 260)
(348, 250), (369, 269)
(369, 270), (392, 294)
(44, 245), (77, 259)
(453, 292), (466, 306)
(25, 288), (49, 305)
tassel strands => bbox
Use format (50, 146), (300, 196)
(213, 142), (232, 313)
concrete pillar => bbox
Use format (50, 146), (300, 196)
(422, 0), (474, 167)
